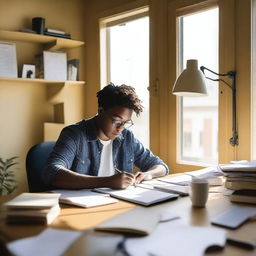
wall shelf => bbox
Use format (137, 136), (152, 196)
(0, 30), (84, 50)
(0, 77), (85, 86)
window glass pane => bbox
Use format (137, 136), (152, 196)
(106, 17), (149, 148)
(178, 8), (219, 165)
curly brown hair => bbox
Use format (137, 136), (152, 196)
(97, 83), (143, 116)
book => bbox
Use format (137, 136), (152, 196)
(3, 193), (61, 224)
(44, 31), (71, 39)
(45, 28), (66, 34)
(230, 190), (256, 204)
(36, 51), (67, 80)
(225, 180), (256, 190)
(140, 180), (189, 195)
(51, 189), (118, 208)
(5, 204), (61, 225)
(95, 208), (160, 235)
(4, 193), (60, 209)
(153, 183), (189, 196)
(0, 42), (18, 78)
(219, 161), (256, 174)
(67, 59), (80, 81)
(93, 186), (179, 206)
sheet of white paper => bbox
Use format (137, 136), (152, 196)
(158, 167), (223, 186)
(7, 228), (81, 256)
(125, 223), (226, 256)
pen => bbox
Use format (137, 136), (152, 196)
(227, 238), (256, 250)
(114, 167), (123, 174)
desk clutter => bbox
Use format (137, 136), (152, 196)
(2, 165), (256, 255)
(5, 214), (227, 256)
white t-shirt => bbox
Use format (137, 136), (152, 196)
(97, 139), (115, 177)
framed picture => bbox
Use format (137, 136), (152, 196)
(22, 64), (36, 78)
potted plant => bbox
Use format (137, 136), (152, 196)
(0, 157), (18, 195)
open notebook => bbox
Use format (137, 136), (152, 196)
(51, 189), (118, 208)
(93, 186), (178, 206)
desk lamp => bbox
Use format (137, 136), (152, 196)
(172, 59), (238, 146)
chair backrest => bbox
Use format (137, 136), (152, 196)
(26, 141), (55, 192)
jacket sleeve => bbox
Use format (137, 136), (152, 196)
(131, 132), (169, 175)
(42, 126), (79, 185)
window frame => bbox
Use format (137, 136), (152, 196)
(167, 0), (245, 173)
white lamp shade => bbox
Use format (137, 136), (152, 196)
(172, 59), (207, 97)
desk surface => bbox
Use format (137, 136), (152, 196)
(0, 186), (255, 256)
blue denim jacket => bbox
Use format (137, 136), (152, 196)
(43, 116), (169, 185)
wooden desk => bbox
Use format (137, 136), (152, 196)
(0, 188), (255, 255)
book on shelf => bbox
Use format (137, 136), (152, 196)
(67, 59), (79, 81)
(3, 193), (61, 224)
(230, 190), (256, 204)
(44, 31), (71, 39)
(0, 42), (18, 78)
(51, 189), (118, 208)
(35, 51), (67, 80)
(93, 186), (179, 206)
(45, 28), (66, 34)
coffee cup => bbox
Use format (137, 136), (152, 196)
(189, 177), (209, 207)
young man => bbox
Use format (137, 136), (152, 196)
(43, 83), (169, 189)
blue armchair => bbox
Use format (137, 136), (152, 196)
(26, 141), (55, 192)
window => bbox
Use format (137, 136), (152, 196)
(100, 11), (149, 148)
(177, 8), (219, 165)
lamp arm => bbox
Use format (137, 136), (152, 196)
(200, 66), (238, 146)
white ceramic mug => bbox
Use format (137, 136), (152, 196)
(189, 178), (209, 207)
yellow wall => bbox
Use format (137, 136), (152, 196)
(0, 0), (86, 193)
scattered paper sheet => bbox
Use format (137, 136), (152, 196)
(125, 223), (226, 256)
(7, 228), (81, 256)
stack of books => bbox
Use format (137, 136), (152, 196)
(3, 193), (61, 224)
(44, 28), (71, 39)
(219, 161), (256, 204)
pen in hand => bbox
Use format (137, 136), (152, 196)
(114, 167), (136, 186)
(114, 167), (123, 174)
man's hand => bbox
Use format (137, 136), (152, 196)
(109, 172), (135, 189)
(134, 172), (152, 184)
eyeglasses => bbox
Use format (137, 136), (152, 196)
(112, 119), (134, 129)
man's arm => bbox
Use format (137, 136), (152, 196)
(134, 164), (166, 184)
(52, 168), (135, 189)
